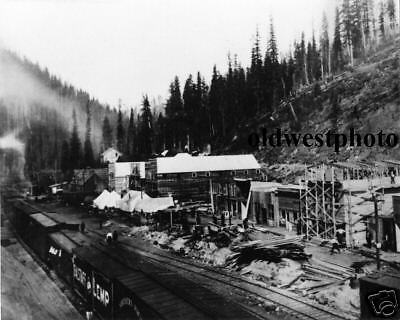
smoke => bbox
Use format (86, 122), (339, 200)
(0, 132), (25, 154)
(0, 48), (102, 150)
(0, 131), (26, 183)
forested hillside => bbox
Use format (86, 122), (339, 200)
(251, 35), (400, 177)
(0, 49), (118, 179)
(151, 0), (400, 157)
(1, 0), (399, 185)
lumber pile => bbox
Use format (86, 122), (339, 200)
(280, 258), (356, 294)
(227, 236), (310, 266)
(302, 258), (354, 281)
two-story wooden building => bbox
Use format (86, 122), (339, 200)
(144, 153), (263, 212)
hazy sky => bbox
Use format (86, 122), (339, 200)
(0, 0), (337, 109)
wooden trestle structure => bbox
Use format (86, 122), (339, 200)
(300, 165), (344, 239)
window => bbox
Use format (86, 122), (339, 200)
(256, 169), (261, 174)
(192, 172), (197, 178)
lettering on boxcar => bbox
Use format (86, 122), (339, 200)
(119, 297), (133, 308)
(49, 246), (61, 257)
(92, 278), (110, 307)
(73, 263), (87, 287)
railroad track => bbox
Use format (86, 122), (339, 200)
(86, 228), (356, 320)
(19, 200), (356, 320)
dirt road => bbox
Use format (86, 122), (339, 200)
(1, 215), (82, 320)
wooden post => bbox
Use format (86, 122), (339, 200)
(209, 178), (214, 214)
(348, 190), (353, 248)
(373, 193), (381, 270)
(332, 166), (336, 237)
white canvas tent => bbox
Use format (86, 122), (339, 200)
(119, 190), (150, 213)
(93, 190), (122, 210)
(108, 191), (122, 209)
(134, 196), (174, 213)
(93, 190), (111, 210)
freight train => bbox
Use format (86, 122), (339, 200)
(4, 198), (256, 320)
(4, 198), (168, 320)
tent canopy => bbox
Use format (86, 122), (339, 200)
(134, 196), (174, 213)
(94, 189), (174, 213)
(93, 190), (121, 209)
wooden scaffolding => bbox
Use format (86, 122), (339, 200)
(300, 165), (344, 239)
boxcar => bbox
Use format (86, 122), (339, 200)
(26, 213), (60, 261)
(72, 246), (163, 320)
(9, 200), (41, 235)
(47, 231), (79, 285)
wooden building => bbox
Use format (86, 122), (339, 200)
(247, 182), (303, 228)
(69, 168), (108, 193)
(108, 162), (145, 193)
(365, 194), (400, 252)
(144, 153), (262, 207)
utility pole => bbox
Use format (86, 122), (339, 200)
(373, 192), (381, 270)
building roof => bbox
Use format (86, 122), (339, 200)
(156, 153), (260, 174)
(349, 192), (400, 217)
(71, 168), (108, 186)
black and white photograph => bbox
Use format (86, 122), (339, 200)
(1, 0), (400, 319)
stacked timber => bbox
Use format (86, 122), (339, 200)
(227, 236), (310, 266)
(302, 258), (354, 281)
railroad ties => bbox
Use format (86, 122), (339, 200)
(5, 199), (259, 320)
(6, 198), (357, 320)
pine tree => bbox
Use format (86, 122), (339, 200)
(250, 29), (263, 114)
(83, 100), (95, 167)
(251, 28), (263, 71)
(267, 18), (279, 64)
(342, 0), (354, 65)
(116, 104), (125, 153)
(126, 108), (135, 159)
(165, 76), (184, 149)
(361, 0), (372, 48)
(194, 72), (210, 148)
(138, 95), (153, 159)
(183, 74), (196, 148)
(320, 12), (331, 78)
(69, 109), (82, 169)
(379, 1), (386, 40)
(307, 33), (320, 81)
(208, 65), (225, 139)
(350, 0), (364, 57)
(60, 140), (70, 174)
(301, 33), (309, 84)
(332, 7), (344, 72)
(387, 0), (396, 31)
(102, 116), (113, 149)
(154, 113), (165, 152)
